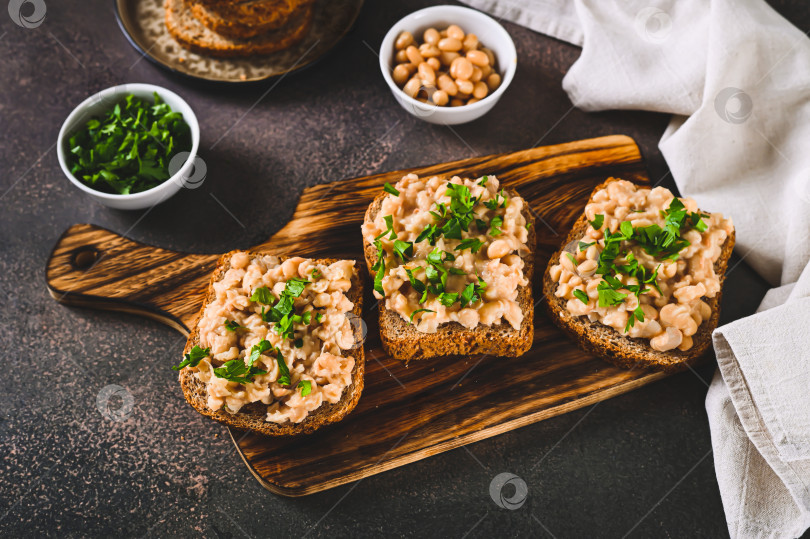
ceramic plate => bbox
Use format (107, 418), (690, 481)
(114, 0), (364, 83)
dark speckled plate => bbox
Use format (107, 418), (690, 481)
(114, 0), (364, 83)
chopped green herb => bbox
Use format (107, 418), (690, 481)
(589, 214), (604, 230)
(573, 289), (589, 304)
(405, 267), (426, 295)
(484, 191), (508, 211)
(172, 345), (209, 370)
(275, 350), (292, 386)
(376, 215), (397, 241)
(393, 240), (414, 260)
(315, 312), (324, 323)
(489, 216), (504, 236)
(455, 238), (484, 253)
(578, 241), (595, 252)
(224, 320), (243, 332)
(309, 267), (323, 280)
(620, 221), (634, 238)
(566, 252), (578, 266)
(247, 339), (273, 367)
(250, 286), (275, 305)
(438, 292), (459, 306)
(415, 223), (439, 244)
(213, 359), (267, 385)
(597, 281), (627, 307)
(409, 308), (435, 323)
(625, 305), (645, 333)
(65, 93), (192, 195)
(298, 380), (312, 397)
(383, 182), (400, 196)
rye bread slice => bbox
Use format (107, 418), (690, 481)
(165, 0), (313, 58)
(189, 0), (313, 39)
(179, 251), (365, 436)
(362, 187), (536, 361)
(542, 179), (736, 373)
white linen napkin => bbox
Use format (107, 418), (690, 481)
(460, 0), (810, 536)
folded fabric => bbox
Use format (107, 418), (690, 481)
(460, 0), (810, 536)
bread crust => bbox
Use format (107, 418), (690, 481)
(362, 186), (536, 361)
(188, 0), (313, 39)
(165, 0), (313, 58)
(541, 179), (736, 373)
(179, 251), (365, 436)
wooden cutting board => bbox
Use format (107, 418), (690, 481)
(46, 134), (668, 496)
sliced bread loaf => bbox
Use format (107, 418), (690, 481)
(165, 0), (313, 58)
(188, 0), (313, 39)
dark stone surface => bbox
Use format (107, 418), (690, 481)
(1, 0), (804, 537)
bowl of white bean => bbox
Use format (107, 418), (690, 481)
(379, 5), (517, 125)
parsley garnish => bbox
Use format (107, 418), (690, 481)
(573, 289), (589, 304)
(213, 359), (267, 385)
(455, 238), (483, 253)
(393, 240), (414, 260)
(275, 350), (292, 387)
(624, 305), (645, 333)
(578, 241), (595, 251)
(65, 92), (192, 195)
(250, 286), (274, 305)
(224, 320), (243, 332)
(298, 380), (312, 397)
(484, 190), (508, 211)
(409, 308), (434, 323)
(214, 340), (270, 384)
(371, 240), (385, 295)
(384, 182), (400, 196)
(489, 216), (504, 236)
(589, 214), (604, 230)
(597, 281), (627, 307)
(173, 345), (209, 370)
(375, 215), (397, 241)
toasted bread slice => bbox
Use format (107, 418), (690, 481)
(179, 251), (365, 436)
(165, 0), (313, 58)
(363, 188), (536, 361)
(189, 0), (313, 39)
(542, 179), (735, 373)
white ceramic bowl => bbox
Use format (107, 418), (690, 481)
(57, 83), (200, 210)
(380, 5), (517, 125)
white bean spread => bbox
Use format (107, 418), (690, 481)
(177, 253), (357, 424)
(549, 180), (734, 352)
(362, 174), (530, 333)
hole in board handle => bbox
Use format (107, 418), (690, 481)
(71, 247), (101, 270)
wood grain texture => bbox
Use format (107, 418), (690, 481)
(45, 134), (666, 496)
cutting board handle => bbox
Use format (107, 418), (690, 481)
(45, 223), (220, 335)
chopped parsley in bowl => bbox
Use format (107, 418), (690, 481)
(66, 92), (192, 195)
(57, 83), (200, 210)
